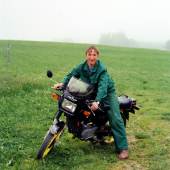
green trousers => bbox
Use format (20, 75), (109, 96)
(105, 91), (128, 152)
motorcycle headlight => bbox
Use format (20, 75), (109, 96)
(61, 99), (77, 113)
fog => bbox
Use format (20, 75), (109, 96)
(1, 0), (170, 48)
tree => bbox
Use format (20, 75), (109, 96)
(99, 32), (136, 47)
(165, 40), (170, 50)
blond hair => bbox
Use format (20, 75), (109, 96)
(85, 46), (99, 55)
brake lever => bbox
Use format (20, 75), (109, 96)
(86, 100), (96, 116)
(86, 101), (104, 116)
(87, 105), (96, 116)
(97, 106), (104, 112)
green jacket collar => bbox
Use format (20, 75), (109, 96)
(83, 60), (99, 73)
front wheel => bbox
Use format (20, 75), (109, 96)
(37, 121), (65, 159)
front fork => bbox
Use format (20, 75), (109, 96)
(55, 110), (63, 122)
(51, 97), (64, 134)
(50, 110), (65, 135)
(54, 95), (64, 122)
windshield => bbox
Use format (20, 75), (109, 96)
(67, 77), (94, 96)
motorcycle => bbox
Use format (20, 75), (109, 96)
(36, 70), (139, 159)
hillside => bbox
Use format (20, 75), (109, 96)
(0, 40), (170, 170)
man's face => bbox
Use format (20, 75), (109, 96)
(86, 49), (98, 68)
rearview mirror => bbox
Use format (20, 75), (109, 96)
(47, 70), (53, 78)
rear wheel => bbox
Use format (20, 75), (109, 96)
(37, 122), (65, 159)
(120, 111), (127, 127)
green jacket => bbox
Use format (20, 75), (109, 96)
(62, 60), (115, 102)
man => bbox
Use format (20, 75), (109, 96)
(53, 46), (128, 159)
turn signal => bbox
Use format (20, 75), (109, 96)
(51, 93), (60, 101)
(83, 111), (91, 118)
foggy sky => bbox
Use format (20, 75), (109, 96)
(1, 0), (170, 43)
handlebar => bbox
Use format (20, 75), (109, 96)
(86, 100), (110, 112)
(56, 86), (64, 91)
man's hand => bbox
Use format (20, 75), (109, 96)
(90, 101), (100, 111)
(52, 83), (64, 90)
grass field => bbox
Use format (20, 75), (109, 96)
(0, 40), (170, 170)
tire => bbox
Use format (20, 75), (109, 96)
(120, 112), (127, 127)
(37, 123), (64, 159)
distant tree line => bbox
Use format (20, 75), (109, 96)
(99, 32), (137, 47)
(165, 40), (170, 50)
(99, 32), (170, 50)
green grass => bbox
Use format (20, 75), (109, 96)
(0, 40), (170, 170)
